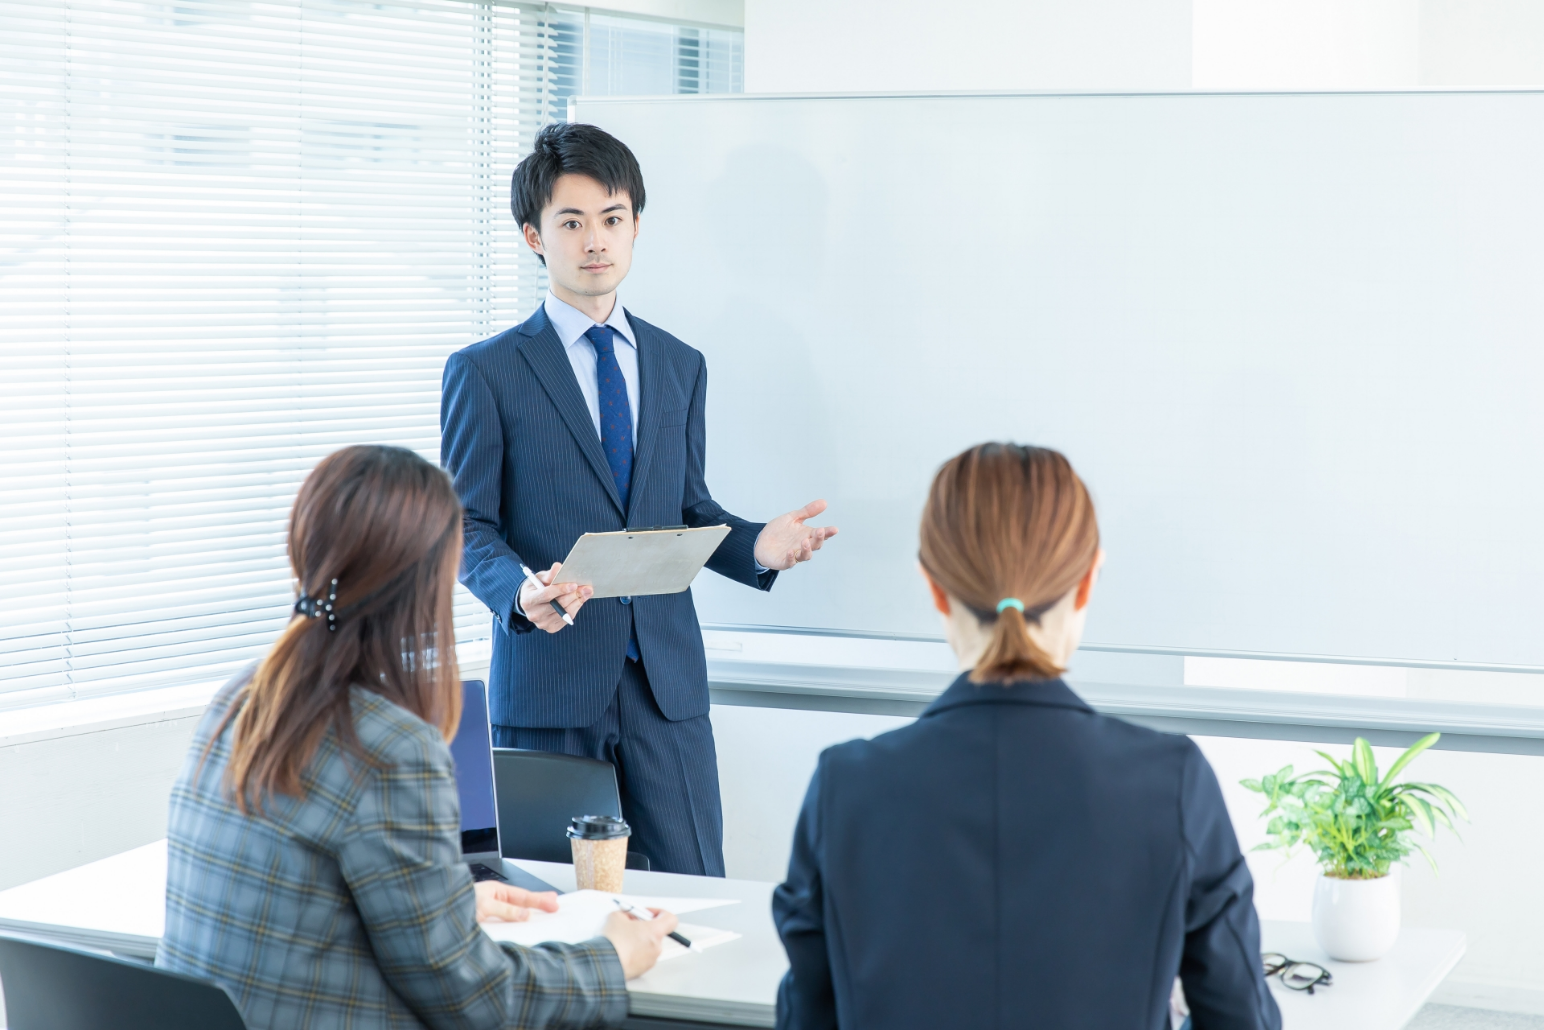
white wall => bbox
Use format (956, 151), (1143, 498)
(743, 0), (1193, 93)
(0, 716), (200, 892)
(746, 0), (1544, 93)
(714, 704), (910, 881)
(1420, 0), (1544, 85)
(1192, 0), (1419, 88)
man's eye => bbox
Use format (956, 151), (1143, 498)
(606, 216), (620, 226)
(564, 220), (581, 230)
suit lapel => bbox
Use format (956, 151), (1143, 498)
(516, 309), (626, 517)
(626, 309), (663, 523)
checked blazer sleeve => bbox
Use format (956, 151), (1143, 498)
(337, 706), (629, 1029)
(441, 351), (534, 632)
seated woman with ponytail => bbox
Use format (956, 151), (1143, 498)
(157, 445), (673, 1029)
(772, 443), (1280, 1030)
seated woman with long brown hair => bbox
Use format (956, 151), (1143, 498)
(156, 445), (672, 1029)
(773, 443), (1280, 1030)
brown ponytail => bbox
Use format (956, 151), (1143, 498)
(918, 443), (1099, 684)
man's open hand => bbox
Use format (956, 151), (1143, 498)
(520, 562), (592, 632)
(753, 500), (839, 572)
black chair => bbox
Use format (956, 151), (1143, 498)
(493, 748), (649, 871)
(0, 934), (247, 1030)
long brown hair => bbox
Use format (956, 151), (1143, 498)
(217, 445), (464, 812)
(918, 443), (1100, 683)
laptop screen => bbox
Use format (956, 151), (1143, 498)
(449, 680), (499, 857)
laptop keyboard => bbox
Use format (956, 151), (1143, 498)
(469, 863), (509, 883)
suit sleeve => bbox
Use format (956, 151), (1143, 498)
(1178, 743), (1283, 1030)
(681, 354), (777, 591)
(440, 351), (535, 632)
(336, 735), (629, 1030)
(772, 759), (839, 1030)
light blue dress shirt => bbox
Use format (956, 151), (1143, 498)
(543, 290), (639, 440)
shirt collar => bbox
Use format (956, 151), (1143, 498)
(544, 291), (637, 351)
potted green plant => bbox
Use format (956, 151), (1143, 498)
(1243, 732), (1466, 962)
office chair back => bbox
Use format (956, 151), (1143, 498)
(492, 748), (646, 869)
(0, 934), (248, 1030)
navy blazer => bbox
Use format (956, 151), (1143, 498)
(773, 674), (1282, 1030)
(440, 305), (773, 728)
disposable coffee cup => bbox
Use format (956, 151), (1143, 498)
(567, 815), (630, 892)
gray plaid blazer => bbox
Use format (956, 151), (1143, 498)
(156, 668), (628, 1029)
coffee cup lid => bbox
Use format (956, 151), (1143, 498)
(566, 814), (631, 840)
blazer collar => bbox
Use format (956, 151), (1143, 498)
(516, 306), (626, 516)
(625, 311), (665, 520)
(921, 671), (1094, 719)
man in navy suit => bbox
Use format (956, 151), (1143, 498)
(440, 124), (836, 876)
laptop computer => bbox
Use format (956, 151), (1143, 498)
(450, 680), (560, 895)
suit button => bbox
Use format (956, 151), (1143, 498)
(619, 595), (632, 605)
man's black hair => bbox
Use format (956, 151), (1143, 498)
(511, 123), (646, 264)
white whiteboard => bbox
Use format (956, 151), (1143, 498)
(573, 91), (1544, 667)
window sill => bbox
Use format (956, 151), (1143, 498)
(0, 640), (493, 750)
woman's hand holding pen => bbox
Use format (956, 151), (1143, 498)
(519, 562), (591, 633)
(603, 907), (679, 980)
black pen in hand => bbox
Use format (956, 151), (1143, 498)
(613, 898), (692, 948)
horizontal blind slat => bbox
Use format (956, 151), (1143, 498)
(0, 0), (549, 697)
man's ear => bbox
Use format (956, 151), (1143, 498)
(522, 221), (544, 257)
(918, 563), (951, 616)
(1074, 548), (1105, 612)
(632, 213), (641, 242)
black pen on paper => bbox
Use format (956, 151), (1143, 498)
(613, 898), (692, 948)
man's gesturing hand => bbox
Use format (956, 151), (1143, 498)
(519, 562), (591, 633)
(753, 500), (839, 572)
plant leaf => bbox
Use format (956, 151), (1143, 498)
(1418, 783), (1469, 822)
(1411, 840), (1439, 874)
(1353, 738), (1378, 785)
(1405, 796), (1436, 836)
(1381, 732), (1440, 787)
(1312, 751), (1352, 781)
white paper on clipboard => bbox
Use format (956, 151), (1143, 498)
(554, 525), (731, 598)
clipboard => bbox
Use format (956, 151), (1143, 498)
(554, 525), (732, 598)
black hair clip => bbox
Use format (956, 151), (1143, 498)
(294, 578), (339, 632)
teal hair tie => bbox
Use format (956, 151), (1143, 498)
(996, 598), (1025, 614)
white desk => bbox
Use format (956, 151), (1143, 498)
(1259, 921), (1465, 1030)
(0, 841), (782, 1028)
(0, 841), (1463, 1029)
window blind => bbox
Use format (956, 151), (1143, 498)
(0, 0), (743, 708)
(542, 7), (743, 120)
(0, 0), (563, 705)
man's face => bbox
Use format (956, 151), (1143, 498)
(524, 173), (638, 299)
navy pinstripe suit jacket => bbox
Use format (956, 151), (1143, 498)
(440, 305), (774, 729)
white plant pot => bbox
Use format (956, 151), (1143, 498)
(1311, 868), (1401, 962)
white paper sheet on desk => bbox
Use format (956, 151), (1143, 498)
(480, 890), (739, 951)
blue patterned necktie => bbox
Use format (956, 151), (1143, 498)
(585, 323), (640, 661)
(585, 324), (633, 510)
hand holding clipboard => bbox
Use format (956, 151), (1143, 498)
(517, 525), (730, 633)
